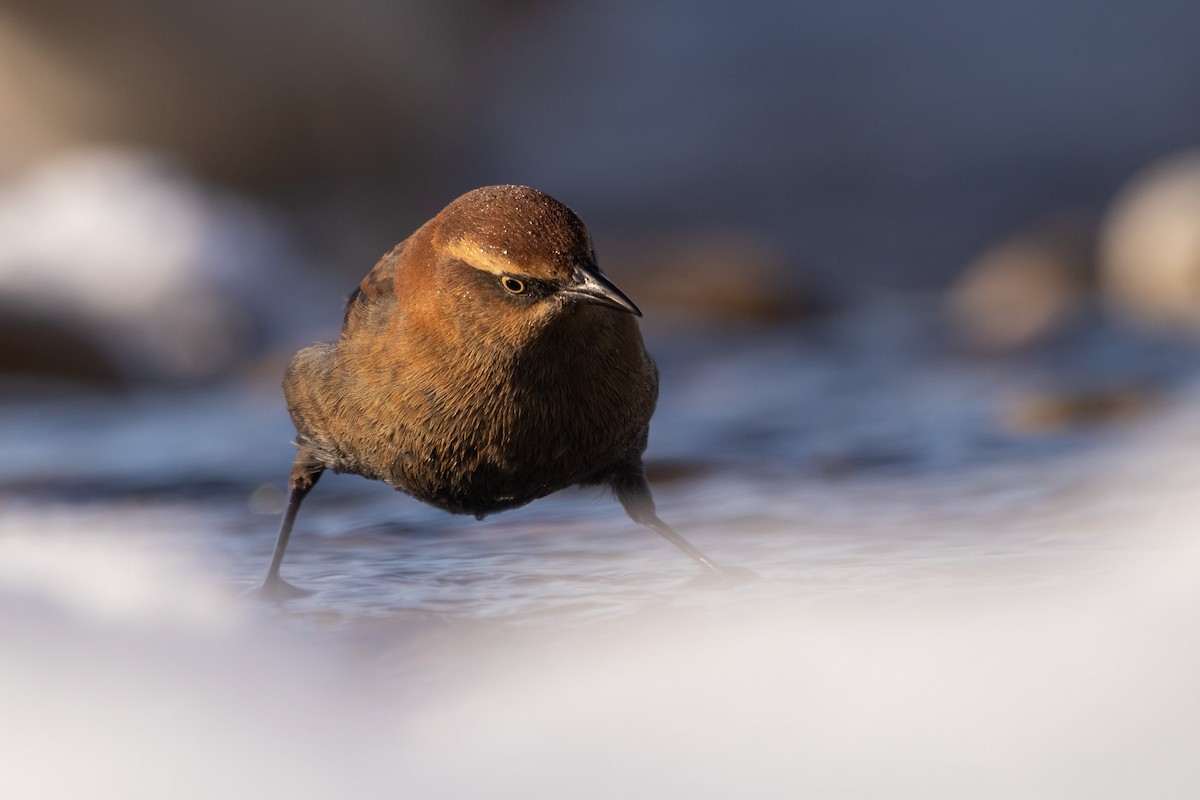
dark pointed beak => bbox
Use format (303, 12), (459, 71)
(563, 266), (642, 316)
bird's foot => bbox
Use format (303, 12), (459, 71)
(251, 575), (314, 602)
(718, 565), (759, 582)
(688, 564), (759, 588)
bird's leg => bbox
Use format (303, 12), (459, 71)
(258, 456), (325, 599)
(613, 468), (726, 577)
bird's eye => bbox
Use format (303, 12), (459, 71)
(501, 276), (526, 294)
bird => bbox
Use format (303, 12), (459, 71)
(260, 185), (725, 597)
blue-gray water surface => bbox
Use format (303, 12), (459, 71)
(4, 298), (1195, 629)
(9, 299), (1200, 799)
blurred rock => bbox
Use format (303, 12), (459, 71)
(0, 148), (324, 386)
(999, 387), (1158, 435)
(946, 219), (1092, 351)
(1099, 150), (1200, 334)
(604, 232), (825, 325)
(0, 308), (124, 387)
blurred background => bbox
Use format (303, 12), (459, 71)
(2, 0), (1200, 388)
(4, 2), (1200, 797)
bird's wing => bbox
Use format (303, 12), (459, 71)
(342, 240), (404, 334)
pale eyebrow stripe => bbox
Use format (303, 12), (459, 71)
(445, 238), (519, 276)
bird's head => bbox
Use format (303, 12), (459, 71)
(411, 186), (640, 340)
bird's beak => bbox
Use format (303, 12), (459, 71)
(564, 266), (642, 316)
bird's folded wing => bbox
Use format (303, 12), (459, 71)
(343, 240), (405, 333)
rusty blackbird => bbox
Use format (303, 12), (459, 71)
(261, 185), (723, 597)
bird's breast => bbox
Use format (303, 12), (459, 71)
(362, 313), (656, 515)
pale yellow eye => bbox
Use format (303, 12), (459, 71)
(501, 276), (526, 294)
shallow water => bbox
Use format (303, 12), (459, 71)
(4, 298), (1194, 623)
(6, 302), (1200, 797)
